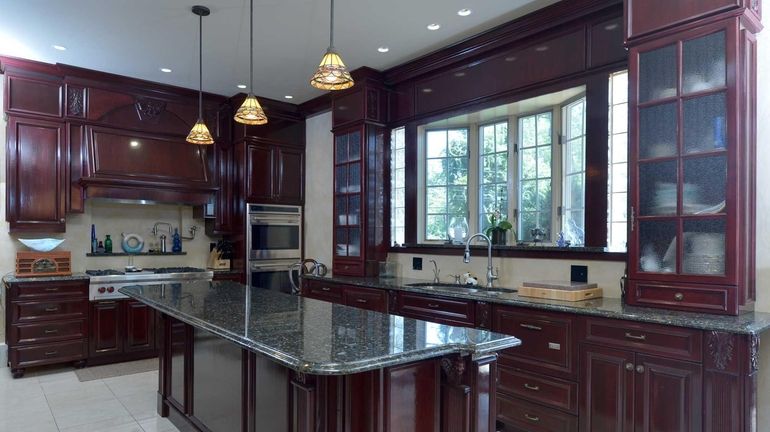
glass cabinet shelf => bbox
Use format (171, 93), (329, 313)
(334, 130), (363, 258)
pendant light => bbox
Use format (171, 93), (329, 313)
(310, 0), (354, 90)
(186, 5), (215, 145)
(234, 0), (268, 125)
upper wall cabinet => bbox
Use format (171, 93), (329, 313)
(625, 0), (762, 42)
(6, 74), (63, 118)
(626, 14), (759, 315)
(6, 117), (66, 232)
(242, 138), (304, 205)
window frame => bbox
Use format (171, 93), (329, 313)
(478, 119), (513, 234)
(560, 95), (588, 246)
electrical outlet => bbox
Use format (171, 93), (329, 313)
(412, 257), (423, 270)
(571, 265), (588, 283)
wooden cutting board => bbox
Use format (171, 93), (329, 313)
(519, 280), (602, 301)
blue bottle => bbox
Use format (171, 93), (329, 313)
(91, 224), (98, 253)
(172, 228), (182, 253)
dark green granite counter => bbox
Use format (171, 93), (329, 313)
(3, 273), (90, 284)
(304, 275), (770, 335)
(120, 281), (521, 375)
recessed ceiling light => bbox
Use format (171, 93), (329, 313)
(427, 23), (441, 31)
(237, 84), (247, 89)
(377, 46), (390, 53)
(52, 45), (67, 51)
(284, 95), (294, 99)
(457, 8), (472, 17)
(130, 141), (140, 148)
(160, 68), (172, 73)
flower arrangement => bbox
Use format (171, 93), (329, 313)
(485, 210), (514, 245)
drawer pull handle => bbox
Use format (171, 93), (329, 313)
(355, 299), (368, 304)
(523, 383), (540, 391)
(427, 303), (440, 308)
(624, 332), (646, 341)
(674, 292), (684, 301)
(44, 329), (59, 334)
(520, 323), (542, 331)
(44, 351), (58, 356)
(636, 365), (645, 374)
(321, 287), (331, 291)
(44, 288), (59, 292)
(45, 307), (59, 312)
(524, 414), (540, 422)
(625, 362), (634, 371)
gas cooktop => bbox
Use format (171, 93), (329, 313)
(86, 267), (213, 284)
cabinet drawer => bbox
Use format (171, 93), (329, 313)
(9, 280), (88, 300)
(497, 393), (578, 432)
(304, 282), (344, 303)
(398, 293), (475, 327)
(9, 320), (87, 345)
(343, 286), (388, 313)
(582, 317), (702, 362)
(9, 340), (87, 368)
(10, 299), (88, 324)
(629, 280), (736, 315)
(493, 306), (575, 378)
(333, 261), (364, 276)
(497, 366), (577, 414)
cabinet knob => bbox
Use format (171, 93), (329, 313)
(625, 362), (634, 371)
(636, 365), (645, 374)
(674, 292), (684, 301)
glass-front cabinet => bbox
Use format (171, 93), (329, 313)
(627, 18), (756, 315)
(334, 129), (363, 262)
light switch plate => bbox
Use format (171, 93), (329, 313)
(571, 265), (588, 283)
(413, 257), (423, 270)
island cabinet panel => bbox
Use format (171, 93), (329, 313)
(191, 329), (244, 432)
(6, 74), (63, 118)
(385, 360), (440, 432)
(6, 116), (67, 232)
(5, 279), (89, 378)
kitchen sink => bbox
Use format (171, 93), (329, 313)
(405, 282), (516, 295)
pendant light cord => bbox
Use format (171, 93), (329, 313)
(250, 0), (254, 92)
(198, 12), (203, 119)
(329, 0), (334, 49)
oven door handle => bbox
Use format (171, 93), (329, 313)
(250, 218), (301, 225)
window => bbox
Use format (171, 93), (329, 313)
(479, 122), (509, 231)
(425, 129), (469, 240)
(518, 112), (553, 241)
(390, 127), (406, 246)
(562, 97), (587, 245)
(607, 70), (629, 252)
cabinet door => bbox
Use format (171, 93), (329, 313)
(275, 146), (304, 204)
(579, 344), (634, 432)
(343, 286), (388, 313)
(124, 300), (156, 353)
(6, 117), (66, 232)
(634, 354), (702, 432)
(246, 143), (275, 202)
(213, 143), (235, 234)
(89, 301), (123, 357)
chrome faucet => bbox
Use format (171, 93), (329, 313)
(429, 260), (440, 283)
(464, 233), (499, 288)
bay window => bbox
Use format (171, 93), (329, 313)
(424, 128), (469, 240)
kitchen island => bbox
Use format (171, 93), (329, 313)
(120, 281), (521, 432)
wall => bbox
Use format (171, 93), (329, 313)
(303, 111), (334, 267)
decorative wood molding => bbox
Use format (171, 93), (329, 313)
(67, 86), (85, 117)
(135, 98), (166, 121)
(750, 334), (760, 373)
(440, 356), (466, 385)
(706, 331), (734, 371)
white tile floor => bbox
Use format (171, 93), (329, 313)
(0, 364), (179, 432)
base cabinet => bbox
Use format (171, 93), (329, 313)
(89, 299), (157, 364)
(579, 344), (702, 432)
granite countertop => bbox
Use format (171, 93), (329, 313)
(3, 273), (90, 284)
(120, 281), (521, 375)
(304, 275), (770, 335)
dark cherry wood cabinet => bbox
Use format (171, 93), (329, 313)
(5, 117), (67, 232)
(241, 138), (304, 205)
(625, 9), (760, 315)
(341, 285), (389, 313)
(5, 279), (89, 377)
(88, 299), (157, 365)
(397, 292), (476, 327)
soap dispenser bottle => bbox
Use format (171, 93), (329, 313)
(172, 228), (182, 253)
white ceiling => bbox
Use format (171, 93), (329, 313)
(0, 0), (558, 103)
